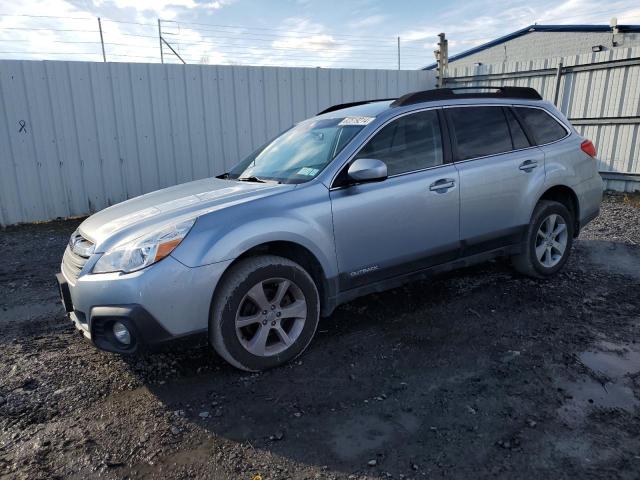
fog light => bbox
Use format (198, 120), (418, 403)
(112, 321), (131, 345)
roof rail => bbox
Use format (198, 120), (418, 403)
(391, 86), (542, 107)
(317, 98), (395, 115)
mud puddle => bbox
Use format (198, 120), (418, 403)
(558, 340), (640, 423)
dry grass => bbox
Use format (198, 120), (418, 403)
(622, 192), (640, 208)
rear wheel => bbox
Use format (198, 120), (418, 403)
(210, 255), (320, 371)
(512, 200), (574, 278)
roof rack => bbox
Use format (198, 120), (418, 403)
(391, 86), (542, 107)
(317, 98), (395, 115)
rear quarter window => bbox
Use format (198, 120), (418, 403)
(515, 107), (568, 145)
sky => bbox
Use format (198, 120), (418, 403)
(0, 0), (639, 69)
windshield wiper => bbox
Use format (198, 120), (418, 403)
(238, 175), (266, 183)
(237, 176), (279, 184)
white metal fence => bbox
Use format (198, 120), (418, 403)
(0, 60), (435, 225)
(445, 47), (640, 192)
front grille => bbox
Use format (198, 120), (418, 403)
(62, 246), (89, 279)
(62, 232), (94, 279)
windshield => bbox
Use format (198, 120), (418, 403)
(227, 118), (366, 184)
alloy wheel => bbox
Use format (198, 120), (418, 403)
(535, 213), (568, 268)
(235, 277), (307, 357)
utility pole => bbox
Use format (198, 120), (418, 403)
(158, 19), (164, 64)
(97, 17), (106, 62)
(397, 36), (400, 70)
(434, 32), (448, 87)
(610, 17), (619, 46)
(157, 17), (186, 64)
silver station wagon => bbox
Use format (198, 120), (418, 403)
(57, 86), (602, 371)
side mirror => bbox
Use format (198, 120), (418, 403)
(347, 158), (388, 183)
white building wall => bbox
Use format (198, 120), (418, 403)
(449, 31), (640, 70)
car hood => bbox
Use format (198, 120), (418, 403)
(78, 178), (292, 252)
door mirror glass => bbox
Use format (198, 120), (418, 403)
(347, 158), (388, 183)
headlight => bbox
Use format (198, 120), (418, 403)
(92, 219), (195, 274)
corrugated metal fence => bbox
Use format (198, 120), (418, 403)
(0, 60), (435, 225)
(445, 47), (640, 192)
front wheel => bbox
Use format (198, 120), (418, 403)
(210, 255), (320, 371)
(512, 200), (574, 278)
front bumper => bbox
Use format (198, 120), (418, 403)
(57, 255), (233, 353)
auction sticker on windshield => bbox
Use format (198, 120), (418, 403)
(297, 167), (320, 176)
(338, 116), (375, 126)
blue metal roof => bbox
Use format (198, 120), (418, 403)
(422, 24), (640, 70)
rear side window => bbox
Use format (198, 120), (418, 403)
(447, 106), (512, 160)
(515, 107), (568, 145)
(355, 110), (443, 176)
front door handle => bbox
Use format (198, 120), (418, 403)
(519, 160), (538, 172)
(429, 178), (456, 192)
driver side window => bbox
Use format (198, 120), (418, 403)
(355, 109), (443, 176)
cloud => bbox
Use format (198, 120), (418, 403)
(2, 0), (639, 69)
(348, 14), (386, 29)
(95, 0), (232, 14)
(267, 17), (353, 67)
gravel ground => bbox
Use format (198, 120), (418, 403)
(1, 193), (639, 480)
(579, 194), (640, 245)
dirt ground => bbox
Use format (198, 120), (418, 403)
(1, 193), (639, 480)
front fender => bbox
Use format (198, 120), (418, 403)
(171, 183), (338, 279)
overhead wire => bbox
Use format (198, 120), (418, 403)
(0, 15), (433, 67)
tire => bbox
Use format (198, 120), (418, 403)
(511, 200), (574, 278)
(210, 254), (320, 371)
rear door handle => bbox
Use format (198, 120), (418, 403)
(429, 178), (456, 192)
(519, 160), (538, 171)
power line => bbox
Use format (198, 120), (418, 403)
(161, 19), (403, 41)
(0, 47), (420, 66)
(0, 26), (97, 33)
(0, 38), (102, 44)
(163, 28), (404, 48)
(104, 53), (162, 59)
(0, 23), (429, 54)
(0, 13), (157, 27)
(0, 15), (433, 68)
(96, 18), (157, 27)
(103, 42), (157, 49)
(111, 32), (158, 39)
(0, 50), (99, 55)
(161, 30), (428, 51)
(0, 13), (95, 21)
(160, 46), (404, 63)
(111, 29), (429, 54)
(128, 39), (423, 57)
(165, 40), (427, 59)
(164, 34), (428, 52)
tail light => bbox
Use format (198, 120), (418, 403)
(581, 139), (597, 158)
